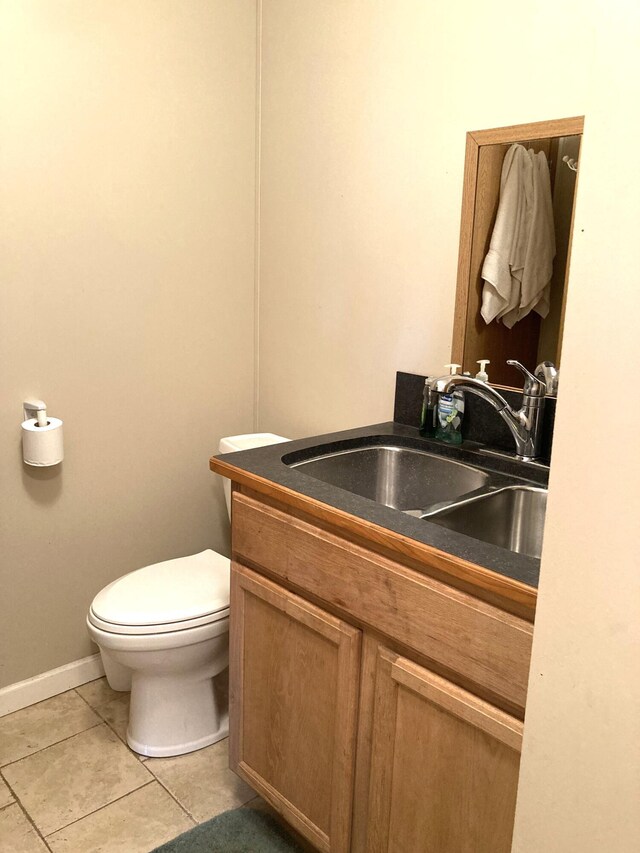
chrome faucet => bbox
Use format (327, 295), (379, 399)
(427, 360), (547, 462)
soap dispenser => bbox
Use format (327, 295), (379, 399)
(476, 359), (490, 382)
(435, 364), (464, 445)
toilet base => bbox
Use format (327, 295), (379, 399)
(127, 709), (229, 757)
(127, 672), (229, 758)
(126, 669), (228, 758)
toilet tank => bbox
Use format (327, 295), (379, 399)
(218, 433), (290, 520)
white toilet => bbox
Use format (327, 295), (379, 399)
(86, 433), (289, 757)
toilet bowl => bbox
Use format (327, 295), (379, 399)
(87, 432), (289, 757)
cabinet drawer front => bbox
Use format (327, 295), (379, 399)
(232, 491), (532, 710)
(230, 563), (361, 853)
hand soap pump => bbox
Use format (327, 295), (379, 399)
(435, 364), (464, 445)
(476, 359), (490, 382)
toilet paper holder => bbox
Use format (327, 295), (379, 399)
(22, 398), (64, 467)
(23, 399), (49, 427)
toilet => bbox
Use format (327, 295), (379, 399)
(86, 433), (289, 757)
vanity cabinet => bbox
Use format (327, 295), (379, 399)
(227, 485), (534, 853)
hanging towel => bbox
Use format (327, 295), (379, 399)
(480, 144), (555, 328)
(480, 144), (533, 324)
(499, 149), (555, 327)
(527, 149), (555, 320)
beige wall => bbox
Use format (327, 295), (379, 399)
(0, 0), (257, 688)
(512, 4), (640, 849)
(257, 1), (639, 850)
(256, 0), (594, 438)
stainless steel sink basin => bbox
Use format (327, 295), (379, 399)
(289, 442), (547, 559)
(423, 486), (547, 559)
(289, 445), (491, 510)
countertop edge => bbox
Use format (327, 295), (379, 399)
(211, 455), (537, 620)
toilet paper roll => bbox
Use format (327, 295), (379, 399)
(21, 417), (64, 467)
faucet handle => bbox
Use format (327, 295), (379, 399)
(506, 360), (547, 397)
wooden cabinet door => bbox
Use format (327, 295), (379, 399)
(366, 646), (523, 853)
(230, 562), (361, 853)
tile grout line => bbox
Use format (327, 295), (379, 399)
(146, 760), (255, 828)
(72, 686), (136, 750)
(73, 684), (196, 826)
(43, 779), (157, 841)
(143, 767), (199, 826)
(72, 685), (99, 711)
(73, 684), (112, 719)
(0, 773), (54, 852)
(0, 720), (103, 771)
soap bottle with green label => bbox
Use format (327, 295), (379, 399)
(435, 364), (464, 445)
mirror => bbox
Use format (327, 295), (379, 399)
(451, 116), (584, 390)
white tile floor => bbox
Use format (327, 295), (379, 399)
(0, 678), (259, 853)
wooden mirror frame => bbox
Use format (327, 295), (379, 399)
(451, 115), (584, 388)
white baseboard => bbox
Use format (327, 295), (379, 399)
(0, 653), (105, 718)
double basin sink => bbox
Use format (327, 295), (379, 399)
(287, 444), (547, 560)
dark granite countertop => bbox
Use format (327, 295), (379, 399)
(214, 422), (549, 590)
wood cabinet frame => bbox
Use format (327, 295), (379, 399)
(451, 115), (584, 384)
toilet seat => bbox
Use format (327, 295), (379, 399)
(89, 549), (230, 636)
(87, 612), (229, 652)
(87, 606), (230, 636)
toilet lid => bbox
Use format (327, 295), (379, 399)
(90, 550), (230, 633)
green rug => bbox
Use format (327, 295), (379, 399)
(151, 805), (305, 853)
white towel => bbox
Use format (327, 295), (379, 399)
(500, 149), (555, 327)
(528, 149), (555, 320)
(480, 144), (532, 324)
(480, 144), (555, 328)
